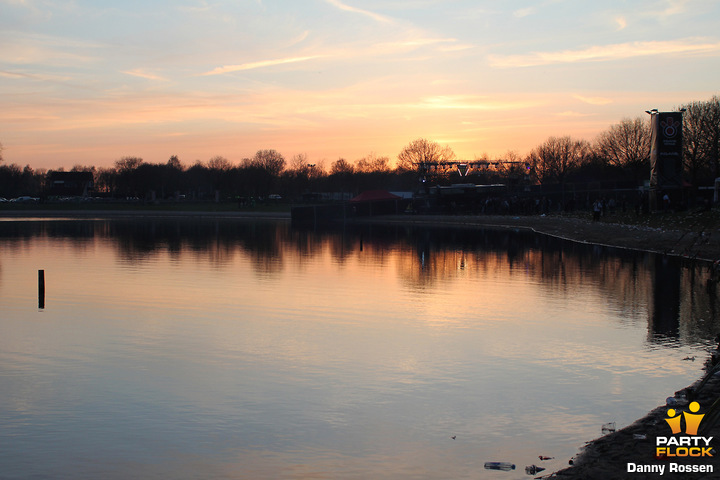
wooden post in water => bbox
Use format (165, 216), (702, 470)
(38, 269), (45, 309)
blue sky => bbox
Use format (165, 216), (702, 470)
(1, 0), (719, 169)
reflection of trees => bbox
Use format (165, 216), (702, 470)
(650, 256), (681, 338)
(4, 219), (719, 345)
(0, 221), (96, 254)
(679, 262), (720, 343)
(0, 219), (288, 274)
(109, 219), (285, 273)
(327, 231), (355, 265)
(285, 228), (325, 262)
(338, 224), (718, 346)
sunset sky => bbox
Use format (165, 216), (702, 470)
(1, 0), (719, 170)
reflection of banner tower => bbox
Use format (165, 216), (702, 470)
(649, 110), (684, 210)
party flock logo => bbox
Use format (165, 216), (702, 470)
(656, 401), (712, 458)
(628, 401), (714, 475)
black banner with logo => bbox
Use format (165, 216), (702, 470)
(649, 111), (683, 190)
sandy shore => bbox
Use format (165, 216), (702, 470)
(4, 208), (720, 478)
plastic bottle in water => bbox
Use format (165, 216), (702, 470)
(483, 462), (515, 471)
(525, 465), (546, 475)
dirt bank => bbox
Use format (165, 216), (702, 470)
(551, 360), (720, 480)
(353, 212), (720, 262)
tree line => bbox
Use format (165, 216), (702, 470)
(0, 95), (718, 202)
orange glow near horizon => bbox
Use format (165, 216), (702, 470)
(1, 2), (718, 170)
(5, 89), (715, 171)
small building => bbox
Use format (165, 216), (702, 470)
(349, 190), (405, 216)
(47, 171), (94, 197)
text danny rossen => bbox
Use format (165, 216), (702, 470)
(627, 463), (713, 475)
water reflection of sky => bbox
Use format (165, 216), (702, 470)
(0, 219), (718, 479)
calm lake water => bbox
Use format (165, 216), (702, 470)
(1, 217), (718, 479)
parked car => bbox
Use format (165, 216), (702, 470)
(10, 196), (39, 203)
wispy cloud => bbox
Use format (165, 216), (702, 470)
(573, 94), (613, 105)
(489, 38), (720, 67)
(397, 37), (456, 48)
(122, 69), (166, 81)
(0, 69), (74, 85)
(615, 16), (627, 31)
(556, 111), (594, 117)
(413, 95), (543, 111)
(200, 55), (325, 75)
(0, 32), (103, 67)
(657, 0), (691, 18)
(178, 1), (213, 14)
(286, 30), (310, 48)
(0, 70), (33, 79)
(324, 0), (393, 24)
(373, 36), (459, 54)
(202, 33), (460, 77)
(513, 7), (536, 18)
(436, 43), (474, 53)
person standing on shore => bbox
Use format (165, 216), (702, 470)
(593, 199), (602, 221)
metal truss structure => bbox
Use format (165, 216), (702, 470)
(414, 160), (529, 182)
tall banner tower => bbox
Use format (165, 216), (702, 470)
(649, 110), (684, 210)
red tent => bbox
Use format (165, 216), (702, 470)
(350, 190), (401, 203)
